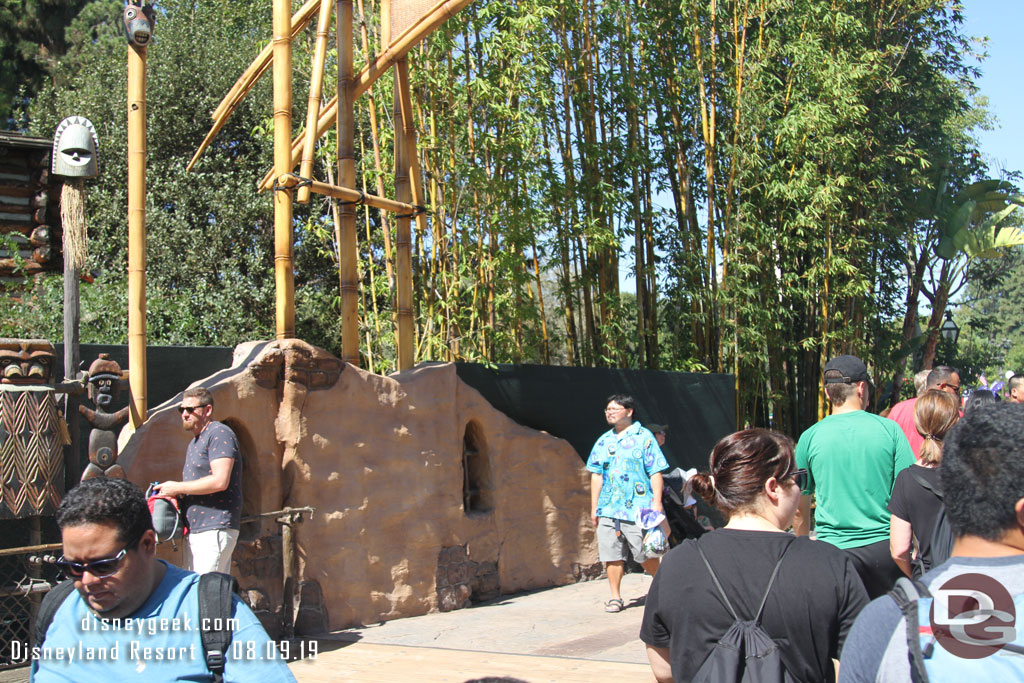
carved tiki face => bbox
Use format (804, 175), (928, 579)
(123, 1), (156, 47)
(0, 339), (56, 385)
(87, 353), (123, 408)
(51, 116), (99, 178)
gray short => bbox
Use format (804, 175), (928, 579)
(597, 517), (647, 562)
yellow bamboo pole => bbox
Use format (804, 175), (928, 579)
(187, 0), (322, 171)
(212, 0), (320, 121)
(127, 42), (147, 428)
(296, 0), (333, 204)
(396, 58), (428, 255)
(357, 0), (393, 286)
(337, 0), (359, 364)
(256, 0), (475, 191)
(276, 175), (420, 214)
(393, 65), (414, 371)
(381, 0), (391, 45)
(273, 0), (295, 338)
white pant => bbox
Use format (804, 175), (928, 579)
(186, 528), (239, 574)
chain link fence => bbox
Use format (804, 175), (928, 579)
(0, 544), (62, 670)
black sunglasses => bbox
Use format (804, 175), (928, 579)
(785, 468), (809, 490)
(55, 542), (134, 580)
(177, 404), (206, 415)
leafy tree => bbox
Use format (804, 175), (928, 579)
(12, 0), (333, 348)
(0, 0), (95, 126)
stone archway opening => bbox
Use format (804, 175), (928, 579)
(461, 420), (492, 516)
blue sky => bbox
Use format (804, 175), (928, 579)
(962, 0), (1023, 178)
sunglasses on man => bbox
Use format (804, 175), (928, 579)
(177, 404), (207, 415)
(55, 537), (139, 580)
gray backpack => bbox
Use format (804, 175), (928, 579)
(146, 482), (187, 548)
(692, 540), (797, 683)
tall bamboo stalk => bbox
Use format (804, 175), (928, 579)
(257, 0), (475, 191)
(393, 63), (414, 371)
(297, 0), (334, 204)
(127, 42), (147, 427)
(396, 57), (428, 275)
(188, 0), (322, 171)
(356, 0), (394, 286)
(273, 0), (295, 339)
(337, 0), (359, 364)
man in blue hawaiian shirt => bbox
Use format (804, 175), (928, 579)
(587, 394), (670, 613)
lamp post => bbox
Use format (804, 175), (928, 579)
(940, 311), (960, 346)
(940, 311), (960, 366)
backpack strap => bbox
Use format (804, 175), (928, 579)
(33, 580), (76, 646)
(909, 469), (943, 500)
(695, 537), (794, 625)
(198, 572), (239, 683)
(695, 541), (740, 622)
(752, 540), (794, 625)
(889, 577), (932, 683)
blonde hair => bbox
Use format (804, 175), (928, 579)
(915, 389), (960, 466)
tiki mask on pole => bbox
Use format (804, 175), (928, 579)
(123, 1), (156, 48)
(52, 117), (99, 179)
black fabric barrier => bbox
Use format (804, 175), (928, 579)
(448, 362), (736, 471)
(55, 344), (234, 409)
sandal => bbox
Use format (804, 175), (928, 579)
(604, 598), (624, 613)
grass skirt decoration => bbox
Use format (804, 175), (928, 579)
(60, 179), (88, 270)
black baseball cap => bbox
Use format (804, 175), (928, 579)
(824, 355), (870, 384)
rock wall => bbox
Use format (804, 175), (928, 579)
(118, 340), (599, 632)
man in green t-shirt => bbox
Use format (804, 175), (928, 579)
(794, 354), (915, 599)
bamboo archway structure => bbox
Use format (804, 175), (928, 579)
(188, 0), (473, 371)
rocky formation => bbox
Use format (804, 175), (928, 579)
(118, 340), (599, 632)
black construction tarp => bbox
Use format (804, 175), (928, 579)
(450, 362), (735, 471)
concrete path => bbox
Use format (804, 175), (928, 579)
(294, 572), (654, 682)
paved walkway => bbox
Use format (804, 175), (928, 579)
(1, 573), (654, 682)
(294, 573), (653, 681)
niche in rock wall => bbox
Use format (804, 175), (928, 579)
(461, 420), (493, 516)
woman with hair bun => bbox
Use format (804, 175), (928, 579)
(640, 428), (868, 683)
(888, 389), (960, 577)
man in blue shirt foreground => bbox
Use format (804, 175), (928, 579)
(31, 477), (296, 682)
(586, 394), (669, 613)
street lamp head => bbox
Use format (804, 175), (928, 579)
(940, 310), (960, 346)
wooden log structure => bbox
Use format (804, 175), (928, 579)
(0, 134), (61, 281)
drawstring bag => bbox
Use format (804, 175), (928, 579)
(146, 482), (187, 549)
(636, 507), (669, 557)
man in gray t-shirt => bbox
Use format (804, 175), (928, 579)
(839, 404), (1024, 681)
(155, 386), (242, 574)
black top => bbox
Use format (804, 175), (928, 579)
(887, 465), (942, 562)
(183, 421), (243, 532)
(640, 529), (868, 683)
